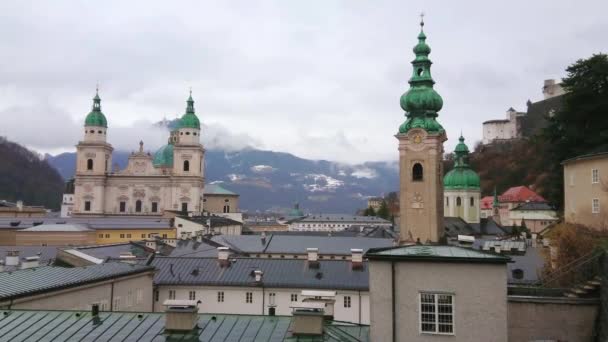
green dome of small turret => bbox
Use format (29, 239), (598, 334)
(443, 135), (480, 189)
(153, 143), (174, 167)
(84, 91), (108, 127)
(179, 93), (200, 129)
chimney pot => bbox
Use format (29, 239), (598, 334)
(254, 269), (263, 282)
(217, 247), (230, 267)
(5, 250), (20, 266)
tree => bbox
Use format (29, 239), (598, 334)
(363, 206), (375, 216)
(543, 54), (608, 208)
(376, 200), (390, 220)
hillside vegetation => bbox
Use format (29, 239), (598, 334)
(0, 137), (64, 210)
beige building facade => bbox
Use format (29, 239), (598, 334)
(563, 152), (608, 230)
(367, 246), (509, 342)
(72, 91), (205, 218)
(0, 264), (155, 312)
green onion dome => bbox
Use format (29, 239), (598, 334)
(443, 135), (480, 189)
(153, 143), (174, 167)
(179, 93), (200, 129)
(398, 19), (445, 134)
(84, 91), (108, 127)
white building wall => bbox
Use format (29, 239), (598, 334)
(154, 285), (369, 324)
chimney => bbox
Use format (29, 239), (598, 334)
(21, 256), (40, 269)
(307, 248), (318, 262)
(494, 245), (501, 254)
(0, 260), (4, 272)
(163, 300), (199, 332)
(218, 247), (230, 267)
(254, 269), (263, 282)
(5, 250), (20, 266)
(91, 303), (100, 317)
(16, 200), (23, 211)
(146, 240), (157, 251)
(261, 231), (267, 244)
(350, 249), (363, 270)
(292, 306), (325, 336)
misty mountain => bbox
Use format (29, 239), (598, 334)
(45, 149), (399, 213)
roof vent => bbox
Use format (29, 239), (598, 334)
(163, 300), (199, 332)
(21, 256), (40, 269)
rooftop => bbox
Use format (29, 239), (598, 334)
(366, 245), (510, 264)
(0, 217), (172, 230)
(20, 224), (92, 232)
(0, 263), (154, 301)
(151, 257), (369, 291)
(0, 310), (369, 341)
(562, 151), (608, 164)
(211, 234), (394, 255)
(511, 202), (555, 211)
(203, 183), (238, 196)
(295, 214), (391, 224)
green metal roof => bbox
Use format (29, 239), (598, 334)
(0, 310), (369, 341)
(179, 93), (201, 129)
(443, 135), (480, 189)
(366, 245), (510, 263)
(203, 183), (238, 196)
(84, 91), (108, 127)
(0, 264), (154, 300)
(153, 143), (174, 167)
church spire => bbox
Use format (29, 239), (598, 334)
(186, 88), (195, 114)
(399, 16), (444, 134)
(84, 87), (108, 128)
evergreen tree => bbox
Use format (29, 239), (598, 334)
(376, 200), (390, 220)
(543, 54), (608, 208)
(363, 206), (375, 216)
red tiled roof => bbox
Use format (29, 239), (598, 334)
(480, 196), (494, 209)
(500, 186), (546, 203)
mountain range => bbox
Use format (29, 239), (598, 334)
(45, 149), (399, 214)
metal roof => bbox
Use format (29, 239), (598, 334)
(295, 214), (391, 224)
(203, 183), (238, 195)
(167, 239), (229, 258)
(20, 224), (92, 232)
(0, 310), (369, 341)
(0, 246), (59, 268)
(0, 263), (154, 300)
(511, 202), (555, 211)
(366, 245), (510, 263)
(73, 242), (152, 259)
(211, 234), (394, 255)
(151, 257), (369, 291)
(0, 217), (172, 230)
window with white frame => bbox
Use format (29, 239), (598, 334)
(420, 292), (454, 335)
(246, 292), (253, 303)
(136, 289), (143, 305)
(113, 297), (121, 311)
(126, 290), (133, 307)
(343, 296), (351, 308)
(217, 291), (224, 302)
(168, 290), (176, 300)
(269, 293), (276, 305)
(189, 291), (196, 300)
(592, 169), (599, 184)
(593, 198), (600, 214)
(290, 294), (298, 302)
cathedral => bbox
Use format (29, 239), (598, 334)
(71, 91), (205, 217)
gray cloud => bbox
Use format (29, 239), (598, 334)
(0, 1), (605, 163)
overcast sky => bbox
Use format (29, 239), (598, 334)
(0, 1), (605, 163)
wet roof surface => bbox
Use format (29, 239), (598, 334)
(0, 310), (369, 341)
(366, 245), (510, 263)
(151, 257), (369, 290)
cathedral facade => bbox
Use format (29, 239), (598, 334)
(72, 91), (205, 217)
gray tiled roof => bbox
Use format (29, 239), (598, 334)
(0, 263), (154, 300)
(151, 257), (369, 290)
(0, 310), (369, 341)
(511, 202), (555, 211)
(211, 234), (394, 255)
(167, 239), (230, 258)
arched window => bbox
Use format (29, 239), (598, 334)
(456, 197), (462, 206)
(183, 160), (190, 172)
(223, 205), (230, 213)
(87, 159), (94, 170)
(135, 200), (142, 212)
(470, 197), (475, 207)
(412, 163), (423, 181)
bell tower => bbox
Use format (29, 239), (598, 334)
(397, 18), (447, 243)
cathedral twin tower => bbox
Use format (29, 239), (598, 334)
(73, 91), (205, 217)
